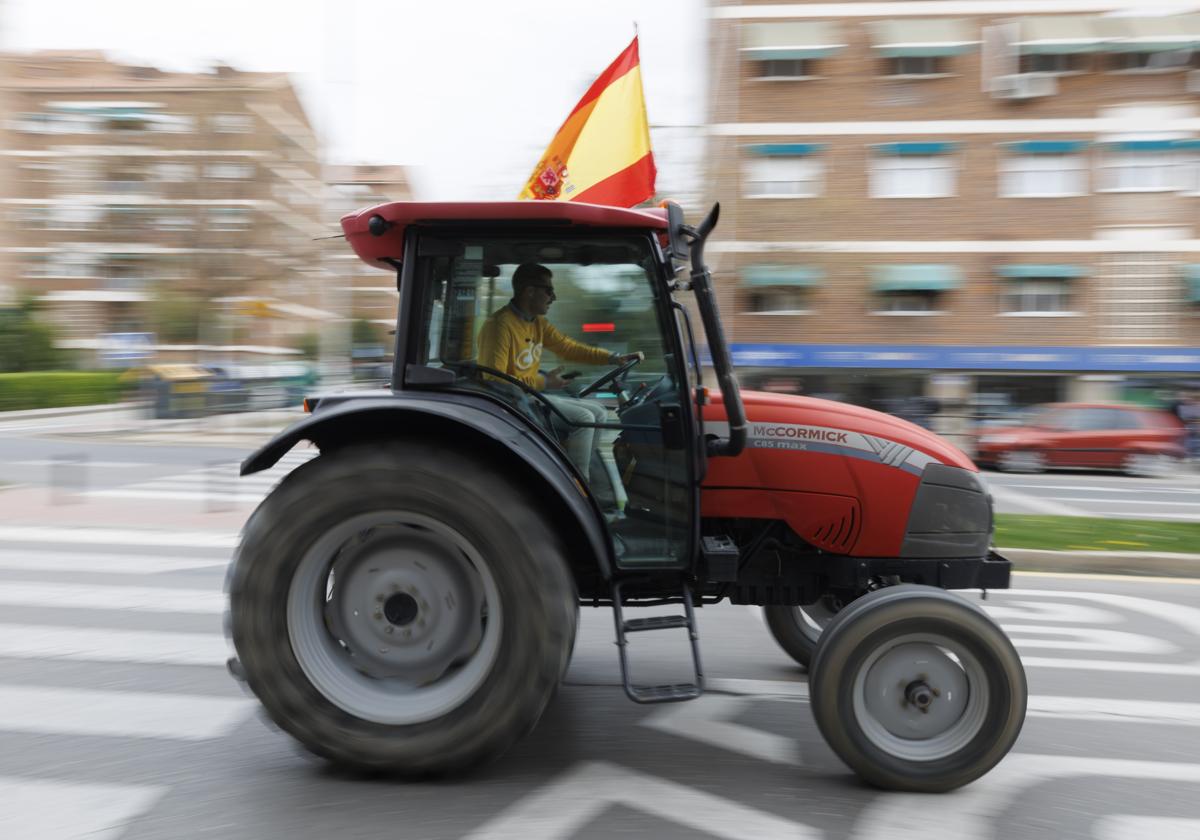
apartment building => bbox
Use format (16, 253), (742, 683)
(0, 52), (336, 366)
(707, 1), (1200, 426)
(323, 163), (411, 327)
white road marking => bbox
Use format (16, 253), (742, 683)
(0, 551), (227, 575)
(0, 685), (251, 741)
(987, 484), (1091, 517)
(1053, 497), (1200, 507)
(642, 695), (804, 766)
(0, 623), (227, 667)
(0, 526), (238, 548)
(1002, 483), (1200, 495)
(88, 489), (268, 502)
(461, 760), (816, 840)
(0, 582), (223, 614)
(851, 754), (1200, 840)
(1029, 696), (1200, 728)
(982, 601), (1120, 624)
(1005, 625), (1178, 654)
(1096, 816), (1200, 840)
(0, 776), (164, 840)
(10, 460), (156, 468)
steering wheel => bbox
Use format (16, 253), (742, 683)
(577, 352), (644, 398)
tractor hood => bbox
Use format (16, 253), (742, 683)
(704, 389), (976, 475)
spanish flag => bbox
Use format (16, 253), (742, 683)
(518, 36), (656, 207)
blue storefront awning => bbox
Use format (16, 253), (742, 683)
(729, 343), (1200, 372)
(1003, 140), (1090, 154)
(872, 141), (960, 156)
(996, 264), (1089, 279)
(743, 265), (823, 287)
(868, 19), (979, 57)
(871, 265), (962, 293)
(741, 22), (846, 60)
(745, 143), (827, 157)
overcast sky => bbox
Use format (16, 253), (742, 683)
(1, 0), (708, 200)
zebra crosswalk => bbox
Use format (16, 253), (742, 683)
(0, 536), (247, 840)
(4, 530), (1200, 840)
(83, 449), (318, 506)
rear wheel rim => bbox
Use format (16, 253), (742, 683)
(796, 598), (838, 644)
(851, 632), (989, 762)
(286, 511), (502, 725)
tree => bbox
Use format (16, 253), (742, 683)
(0, 297), (65, 372)
(148, 287), (203, 344)
(293, 330), (320, 360)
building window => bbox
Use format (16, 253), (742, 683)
(1109, 51), (1192, 72)
(886, 56), (946, 76)
(210, 113), (253, 133)
(1019, 53), (1083, 74)
(204, 162), (255, 180)
(154, 163), (196, 182)
(1098, 153), (1180, 192)
(747, 288), (811, 314)
(208, 207), (250, 231)
(871, 155), (956, 198)
(1000, 154), (1087, 197)
(1002, 278), (1072, 314)
(757, 58), (816, 78)
(744, 157), (823, 197)
(874, 292), (942, 313)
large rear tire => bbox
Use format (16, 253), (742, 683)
(809, 585), (1026, 793)
(228, 441), (577, 776)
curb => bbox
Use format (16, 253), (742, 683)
(1002, 547), (1200, 578)
(0, 401), (143, 422)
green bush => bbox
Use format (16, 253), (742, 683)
(0, 372), (131, 412)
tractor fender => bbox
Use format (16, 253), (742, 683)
(239, 395), (613, 578)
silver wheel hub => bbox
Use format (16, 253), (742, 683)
(286, 511), (502, 725)
(853, 633), (987, 761)
(327, 531), (483, 684)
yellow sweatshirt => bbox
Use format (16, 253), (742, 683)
(476, 304), (612, 390)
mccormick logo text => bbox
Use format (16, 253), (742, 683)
(751, 424), (850, 444)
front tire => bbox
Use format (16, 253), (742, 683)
(809, 585), (1026, 793)
(228, 441), (577, 776)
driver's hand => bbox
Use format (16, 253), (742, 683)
(610, 352), (642, 365)
(544, 366), (568, 390)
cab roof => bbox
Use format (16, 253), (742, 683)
(340, 200), (669, 268)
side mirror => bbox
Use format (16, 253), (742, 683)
(664, 201), (690, 263)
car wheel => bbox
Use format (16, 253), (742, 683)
(998, 450), (1044, 474)
(809, 585), (1027, 793)
(228, 441), (577, 776)
(764, 596), (842, 670)
(1123, 452), (1178, 478)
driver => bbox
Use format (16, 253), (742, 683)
(476, 262), (638, 474)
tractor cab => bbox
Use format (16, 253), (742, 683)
(338, 200), (743, 580)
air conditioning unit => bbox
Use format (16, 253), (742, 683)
(991, 73), (1058, 100)
(1188, 70), (1200, 94)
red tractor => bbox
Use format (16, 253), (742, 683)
(227, 200), (1026, 793)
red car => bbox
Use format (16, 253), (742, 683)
(975, 402), (1186, 476)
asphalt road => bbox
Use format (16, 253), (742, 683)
(2, 529), (1199, 840)
(983, 469), (1200, 522)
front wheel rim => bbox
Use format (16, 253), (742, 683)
(286, 511), (502, 725)
(851, 632), (989, 762)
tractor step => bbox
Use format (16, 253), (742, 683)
(611, 579), (703, 704)
(623, 615), (689, 632)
